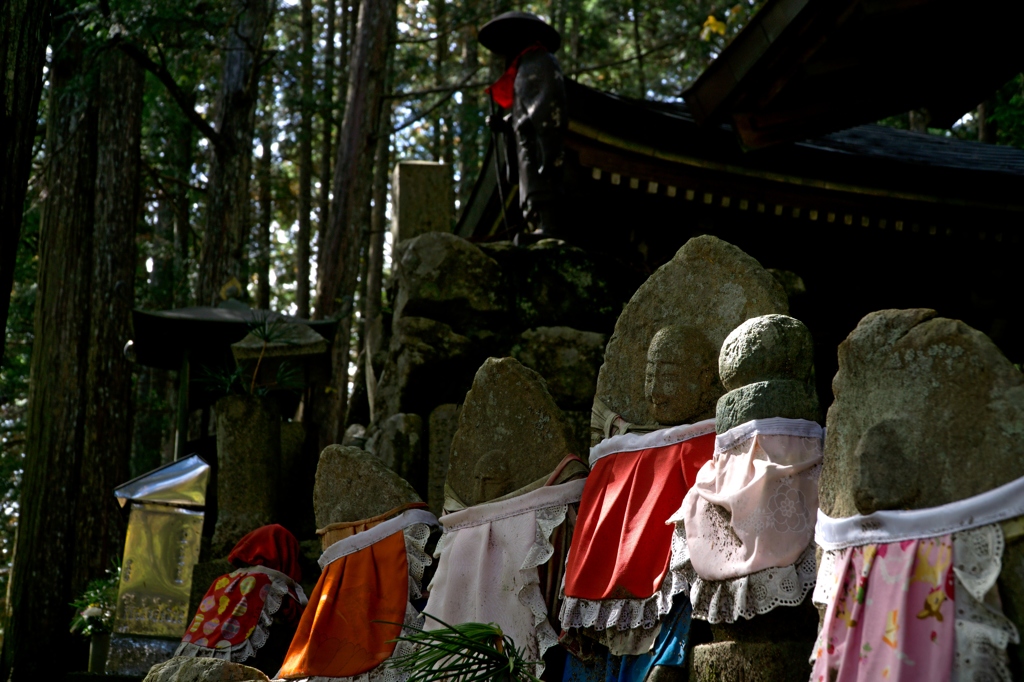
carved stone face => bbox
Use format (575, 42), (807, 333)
(473, 449), (512, 504)
(644, 325), (718, 425)
(849, 418), (920, 515)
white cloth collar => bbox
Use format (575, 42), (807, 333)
(318, 508), (438, 569)
(714, 417), (823, 452)
(440, 479), (586, 533)
(815, 472), (1024, 551)
(588, 419), (716, 467)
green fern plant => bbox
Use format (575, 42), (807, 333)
(386, 615), (541, 682)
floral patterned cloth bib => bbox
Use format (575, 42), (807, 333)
(812, 536), (956, 682)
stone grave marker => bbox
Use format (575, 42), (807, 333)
(446, 357), (581, 507)
(314, 445), (422, 527)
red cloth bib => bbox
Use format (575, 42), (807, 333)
(486, 44), (544, 108)
(180, 524), (305, 655)
(564, 431), (715, 600)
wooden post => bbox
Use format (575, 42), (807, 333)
(174, 352), (189, 460)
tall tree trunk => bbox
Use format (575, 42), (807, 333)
(457, 2), (482, 212)
(363, 100), (392, 418)
(568, 0), (580, 75)
(297, 0), (314, 318)
(317, 0), (337, 305)
(631, 0), (645, 97)
(3, 35), (146, 679)
(978, 99), (998, 144)
(256, 102), (273, 309)
(151, 200), (176, 308)
(0, 0), (52, 364)
(432, 0), (447, 162)
(197, 0), (272, 305)
(134, 188), (175, 475)
(169, 107), (193, 308)
(2, 22), (97, 680)
(340, 1), (351, 89)
(553, 0), (567, 38)
(908, 108), (930, 133)
(314, 0), (396, 447)
(79, 47), (143, 591)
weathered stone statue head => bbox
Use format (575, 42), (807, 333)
(715, 314), (819, 433)
(593, 235), (788, 444)
(644, 325), (720, 425)
(820, 308), (1024, 518)
(447, 357), (581, 507)
(472, 450), (512, 505)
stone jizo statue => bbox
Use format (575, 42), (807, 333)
(813, 309), (1024, 681)
(674, 314), (823, 682)
(644, 324), (720, 426)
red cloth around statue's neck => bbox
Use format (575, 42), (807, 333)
(486, 43), (545, 108)
(564, 431), (715, 601)
(228, 524), (302, 584)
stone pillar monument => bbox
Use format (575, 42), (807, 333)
(210, 395), (281, 556)
(446, 356), (582, 507)
(392, 161), (453, 244)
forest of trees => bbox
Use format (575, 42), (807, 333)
(1, 0), (1023, 676)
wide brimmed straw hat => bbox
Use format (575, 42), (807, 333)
(478, 11), (561, 56)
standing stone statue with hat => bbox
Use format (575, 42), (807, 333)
(479, 11), (567, 237)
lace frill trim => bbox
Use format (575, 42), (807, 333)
(519, 504), (569, 676)
(812, 523), (1019, 682)
(403, 523), (432, 601)
(432, 502), (569, 677)
(951, 524), (1018, 682)
(275, 602), (423, 682)
(175, 571), (298, 663)
(559, 529), (691, 632)
(266, 525), (432, 681)
(674, 528), (816, 624)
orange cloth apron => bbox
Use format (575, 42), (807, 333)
(277, 518), (412, 679)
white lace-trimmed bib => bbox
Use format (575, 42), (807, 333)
(424, 479), (587, 679)
(667, 417), (823, 623)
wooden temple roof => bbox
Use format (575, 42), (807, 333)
(683, 0), (1024, 148)
(460, 79), (1024, 247)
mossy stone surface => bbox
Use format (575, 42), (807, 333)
(594, 235), (787, 436)
(447, 357), (580, 507)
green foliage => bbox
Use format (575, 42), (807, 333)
(388, 615), (541, 682)
(992, 74), (1024, 149)
(69, 562), (121, 637)
(194, 363), (249, 397)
